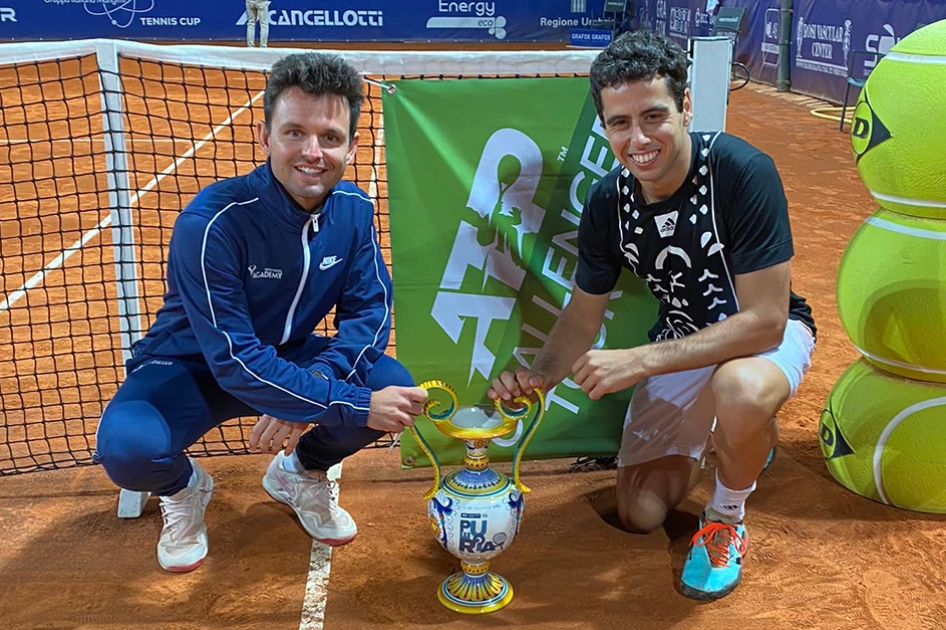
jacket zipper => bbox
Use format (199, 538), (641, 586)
(280, 214), (318, 345)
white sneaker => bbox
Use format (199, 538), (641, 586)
(262, 452), (357, 546)
(157, 459), (214, 572)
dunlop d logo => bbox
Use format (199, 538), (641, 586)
(850, 88), (892, 163)
(819, 408), (856, 460)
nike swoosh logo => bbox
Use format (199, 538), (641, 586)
(319, 257), (343, 271)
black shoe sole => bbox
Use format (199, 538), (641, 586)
(679, 576), (741, 601)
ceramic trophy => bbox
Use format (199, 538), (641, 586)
(408, 380), (546, 614)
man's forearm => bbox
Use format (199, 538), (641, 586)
(643, 310), (785, 377)
(532, 308), (601, 386)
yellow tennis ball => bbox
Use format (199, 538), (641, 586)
(851, 19), (946, 218)
(836, 208), (946, 383)
(821, 358), (946, 513)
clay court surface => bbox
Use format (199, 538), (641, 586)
(2, 66), (946, 629)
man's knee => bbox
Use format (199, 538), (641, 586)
(712, 360), (788, 423)
(368, 355), (415, 389)
(617, 491), (670, 534)
(616, 456), (697, 533)
(95, 402), (172, 490)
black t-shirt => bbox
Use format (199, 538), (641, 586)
(576, 131), (816, 342)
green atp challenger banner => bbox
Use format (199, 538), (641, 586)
(383, 77), (658, 468)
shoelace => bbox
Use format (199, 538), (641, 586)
(690, 521), (748, 568)
(292, 476), (341, 516)
(160, 494), (202, 544)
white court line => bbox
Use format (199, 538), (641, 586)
(300, 463), (344, 630)
(300, 543), (334, 630)
(0, 90), (264, 314)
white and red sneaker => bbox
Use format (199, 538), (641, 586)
(262, 452), (357, 546)
(157, 458), (214, 572)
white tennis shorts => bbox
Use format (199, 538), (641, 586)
(617, 319), (815, 468)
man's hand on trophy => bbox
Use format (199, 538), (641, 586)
(366, 386), (429, 433)
(487, 368), (547, 407)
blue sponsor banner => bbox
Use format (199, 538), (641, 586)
(569, 28), (612, 47)
(0, 0), (616, 43)
(635, 0), (717, 47)
(635, 0), (946, 103)
(790, 0), (946, 103)
(3, 1), (943, 99)
(720, 0), (781, 85)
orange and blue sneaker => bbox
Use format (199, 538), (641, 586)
(679, 513), (749, 600)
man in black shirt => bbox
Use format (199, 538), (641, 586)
(488, 30), (815, 601)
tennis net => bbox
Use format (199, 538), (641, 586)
(0, 39), (597, 476)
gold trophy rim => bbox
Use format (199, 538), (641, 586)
(417, 380), (533, 441)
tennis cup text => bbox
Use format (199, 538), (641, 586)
(140, 17), (201, 26)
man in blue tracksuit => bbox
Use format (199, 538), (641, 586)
(94, 52), (428, 572)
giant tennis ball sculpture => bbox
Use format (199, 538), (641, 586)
(821, 358), (946, 513)
(851, 19), (946, 218)
(836, 208), (946, 383)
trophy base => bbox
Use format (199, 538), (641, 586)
(437, 563), (514, 614)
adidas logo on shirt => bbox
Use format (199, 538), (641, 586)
(655, 211), (678, 238)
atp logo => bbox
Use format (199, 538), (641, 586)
(431, 128), (547, 384)
(820, 408), (855, 460)
(850, 91), (892, 163)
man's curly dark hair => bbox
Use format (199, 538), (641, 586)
(264, 52), (364, 140)
(590, 29), (689, 120)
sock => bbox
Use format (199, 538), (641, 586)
(708, 472), (755, 523)
(165, 467), (199, 501)
(280, 450), (306, 473)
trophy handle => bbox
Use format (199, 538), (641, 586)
(407, 425), (441, 500)
(410, 380), (459, 500)
(506, 389), (546, 494)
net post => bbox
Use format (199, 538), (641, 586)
(688, 37), (732, 133)
(96, 40), (144, 358)
(118, 489), (152, 518)
(96, 40), (150, 518)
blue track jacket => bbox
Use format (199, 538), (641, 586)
(129, 162), (392, 427)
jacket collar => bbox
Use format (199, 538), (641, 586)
(247, 160), (338, 233)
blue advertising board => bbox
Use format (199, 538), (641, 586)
(0, 0), (616, 43)
(635, 0), (715, 43)
(789, 0), (946, 103)
(635, 0), (946, 103)
(569, 28), (613, 48)
(2, 0), (944, 102)
(717, 0), (782, 85)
